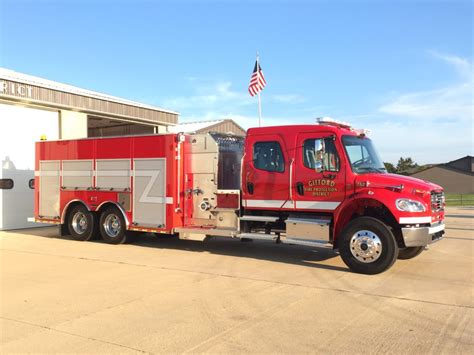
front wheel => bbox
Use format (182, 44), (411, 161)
(398, 246), (424, 260)
(338, 217), (399, 275)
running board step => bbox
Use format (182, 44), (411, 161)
(237, 233), (278, 241)
(237, 233), (333, 249)
(280, 238), (333, 249)
(240, 215), (279, 222)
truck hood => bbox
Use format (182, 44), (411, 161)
(355, 173), (443, 193)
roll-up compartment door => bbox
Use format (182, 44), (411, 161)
(62, 160), (93, 190)
(96, 159), (131, 191)
(133, 158), (166, 228)
(39, 161), (60, 218)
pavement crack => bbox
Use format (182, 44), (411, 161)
(0, 316), (149, 353)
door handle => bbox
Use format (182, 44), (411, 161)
(247, 182), (254, 194)
(296, 182), (304, 196)
(323, 172), (337, 180)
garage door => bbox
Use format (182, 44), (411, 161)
(0, 103), (59, 230)
(0, 103), (59, 170)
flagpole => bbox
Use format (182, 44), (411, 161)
(257, 91), (262, 127)
(256, 52), (262, 127)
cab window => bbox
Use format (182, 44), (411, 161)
(253, 141), (285, 172)
(303, 138), (340, 172)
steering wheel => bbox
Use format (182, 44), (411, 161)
(352, 156), (372, 167)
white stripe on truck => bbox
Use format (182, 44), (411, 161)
(243, 199), (340, 210)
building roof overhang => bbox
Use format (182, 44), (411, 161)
(0, 68), (178, 125)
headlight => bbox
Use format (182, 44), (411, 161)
(396, 198), (426, 212)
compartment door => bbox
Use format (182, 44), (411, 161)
(39, 161), (60, 218)
(133, 158), (166, 228)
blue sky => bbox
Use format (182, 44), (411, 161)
(1, 0), (472, 164)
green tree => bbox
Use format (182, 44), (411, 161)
(384, 162), (397, 173)
(396, 157), (418, 175)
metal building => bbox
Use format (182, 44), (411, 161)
(410, 156), (474, 194)
(0, 67), (178, 230)
(168, 119), (246, 136)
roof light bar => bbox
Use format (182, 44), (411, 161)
(316, 117), (352, 129)
(316, 117), (371, 136)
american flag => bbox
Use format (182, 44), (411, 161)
(248, 60), (266, 96)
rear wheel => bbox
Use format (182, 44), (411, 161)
(67, 205), (96, 241)
(398, 246), (424, 260)
(99, 207), (127, 244)
(338, 217), (399, 274)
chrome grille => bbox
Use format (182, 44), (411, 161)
(431, 191), (445, 212)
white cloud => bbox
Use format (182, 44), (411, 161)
(161, 79), (307, 127)
(429, 50), (472, 78)
(378, 52), (473, 122)
(161, 81), (253, 110)
(373, 52), (473, 163)
(370, 120), (472, 164)
(378, 82), (472, 121)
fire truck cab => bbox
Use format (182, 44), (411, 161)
(34, 118), (445, 274)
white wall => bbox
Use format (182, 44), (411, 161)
(60, 110), (87, 139)
(0, 167), (43, 230)
(0, 103), (59, 230)
(0, 103), (59, 170)
(157, 125), (167, 133)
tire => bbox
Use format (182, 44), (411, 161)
(338, 217), (399, 275)
(67, 205), (97, 241)
(99, 207), (128, 244)
(398, 246), (424, 260)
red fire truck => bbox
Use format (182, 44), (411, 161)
(33, 118), (445, 274)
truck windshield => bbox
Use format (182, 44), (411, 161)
(342, 135), (386, 174)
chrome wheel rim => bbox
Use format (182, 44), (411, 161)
(104, 214), (121, 238)
(72, 212), (88, 235)
(350, 230), (382, 263)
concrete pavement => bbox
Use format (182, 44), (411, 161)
(1, 208), (472, 353)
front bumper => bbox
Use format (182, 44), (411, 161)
(401, 221), (445, 247)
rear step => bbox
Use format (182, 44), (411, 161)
(239, 215), (279, 222)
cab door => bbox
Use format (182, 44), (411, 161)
(242, 134), (292, 210)
(293, 132), (346, 211)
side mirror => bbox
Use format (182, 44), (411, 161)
(314, 139), (325, 173)
(315, 139), (324, 152)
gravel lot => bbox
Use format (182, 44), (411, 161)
(1, 208), (472, 353)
